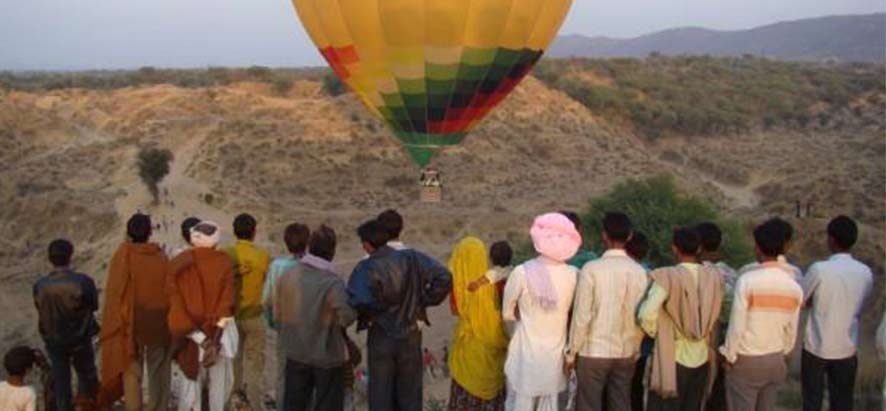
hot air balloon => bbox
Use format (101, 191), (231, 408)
(291, 0), (573, 168)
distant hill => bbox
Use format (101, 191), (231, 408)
(550, 13), (886, 62)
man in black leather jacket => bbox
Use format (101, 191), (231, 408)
(348, 219), (452, 411)
(32, 239), (99, 411)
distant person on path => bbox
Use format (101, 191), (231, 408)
(561, 211), (598, 269)
(800, 216), (873, 411)
(695, 222), (738, 411)
(225, 213), (271, 410)
(502, 213), (580, 411)
(624, 232), (652, 411)
(262, 223), (310, 409)
(98, 214), (172, 411)
(738, 218), (801, 282)
(466, 241), (513, 295)
(171, 217), (201, 257)
(447, 237), (509, 411)
(719, 221), (803, 411)
(565, 212), (649, 411)
(637, 227), (723, 411)
(0, 347), (39, 411)
(167, 222), (237, 411)
(32, 239), (100, 411)
(422, 348), (439, 379)
(347, 220), (452, 411)
(271, 226), (356, 411)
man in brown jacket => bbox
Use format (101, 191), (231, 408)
(167, 221), (236, 411)
(98, 213), (172, 411)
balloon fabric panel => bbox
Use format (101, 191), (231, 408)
(291, 0), (573, 167)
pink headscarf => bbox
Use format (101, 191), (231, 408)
(526, 213), (582, 310)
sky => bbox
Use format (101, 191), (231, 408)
(0, 0), (883, 71)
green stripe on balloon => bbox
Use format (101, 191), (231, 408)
(396, 131), (466, 167)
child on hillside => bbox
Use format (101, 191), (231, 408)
(466, 241), (513, 293)
(0, 346), (39, 411)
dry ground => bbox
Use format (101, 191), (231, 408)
(0, 75), (883, 409)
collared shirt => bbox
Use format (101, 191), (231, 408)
(719, 262), (803, 363)
(637, 263), (709, 368)
(484, 265), (513, 284)
(566, 249), (649, 360)
(261, 256), (300, 329)
(738, 255), (802, 283)
(802, 253), (873, 359)
(225, 239), (271, 319)
(387, 240), (408, 250)
(33, 269), (99, 348)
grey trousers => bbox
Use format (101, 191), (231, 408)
(725, 353), (787, 411)
(123, 345), (172, 411)
(575, 356), (636, 411)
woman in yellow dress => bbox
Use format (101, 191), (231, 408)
(447, 237), (510, 411)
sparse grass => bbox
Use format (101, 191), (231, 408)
(533, 55), (886, 140)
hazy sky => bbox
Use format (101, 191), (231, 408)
(1, 0), (883, 70)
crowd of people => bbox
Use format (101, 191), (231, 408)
(2, 208), (885, 411)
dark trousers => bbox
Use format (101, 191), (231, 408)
(367, 326), (423, 411)
(283, 359), (344, 411)
(631, 356), (647, 411)
(802, 350), (858, 411)
(47, 343), (98, 411)
(705, 356), (727, 411)
(576, 356), (635, 411)
(647, 363), (708, 411)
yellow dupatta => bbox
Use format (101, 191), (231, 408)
(448, 237), (509, 400)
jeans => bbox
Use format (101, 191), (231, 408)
(801, 350), (858, 411)
(367, 326), (423, 411)
(47, 342), (98, 411)
(283, 359), (344, 411)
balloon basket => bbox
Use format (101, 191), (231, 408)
(420, 185), (442, 203)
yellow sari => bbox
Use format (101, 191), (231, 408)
(448, 237), (509, 400)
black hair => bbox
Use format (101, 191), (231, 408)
(4, 346), (35, 376)
(765, 217), (794, 243)
(625, 232), (650, 262)
(308, 225), (337, 261)
(358, 220), (389, 249)
(754, 221), (785, 258)
(672, 227), (701, 256)
(48, 239), (74, 267)
(827, 215), (858, 250)
(233, 213), (257, 240)
(284, 223), (311, 255)
(181, 217), (201, 244)
(559, 211), (582, 233)
(376, 209), (403, 240)
(602, 212), (632, 243)
(695, 222), (722, 252)
(489, 241), (513, 267)
(127, 213), (152, 243)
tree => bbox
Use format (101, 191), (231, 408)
(581, 175), (753, 268)
(322, 72), (347, 96)
(137, 147), (173, 205)
(514, 175), (754, 268)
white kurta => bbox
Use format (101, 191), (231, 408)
(178, 318), (239, 411)
(502, 258), (578, 410)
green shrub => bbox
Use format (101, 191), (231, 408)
(322, 72), (347, 96)
(514, 175), (754, 268)
(271, 76), (294, 95)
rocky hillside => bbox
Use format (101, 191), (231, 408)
(0, 60), (884, 406)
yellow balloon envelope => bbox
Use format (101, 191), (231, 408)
(291, 0), (573, 167)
